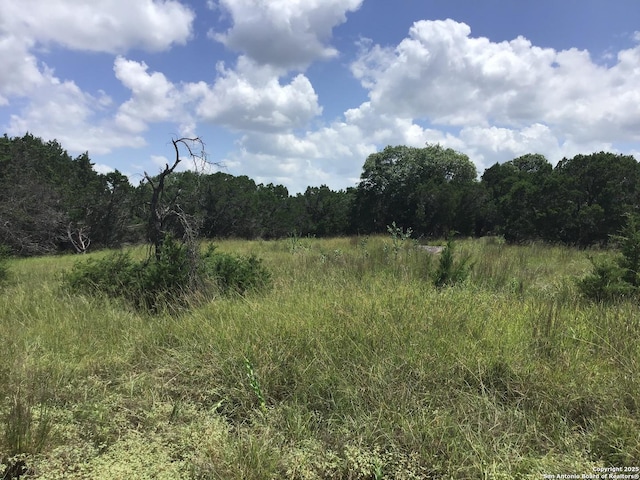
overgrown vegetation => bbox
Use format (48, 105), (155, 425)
(1, 237), (638, 478)
(202, 245), (271, 296)
(386, 221), (413, 257)
(62, 136), (270, 313)
(63, 236), (270, 312)
(578, 214), (640, 302)
(1, 127), (639, 478)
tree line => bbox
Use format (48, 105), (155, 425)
(1, 133), (638, 256)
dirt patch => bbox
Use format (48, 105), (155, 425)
(418, 245), (445, 254)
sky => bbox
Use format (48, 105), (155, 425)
(1, 1), (640, 194)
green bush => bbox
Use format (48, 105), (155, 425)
(433, 238), (473, 288)
(64, 237), (271, 312)
(578, 214), (640, 302)
(615, 214), (640, 287)
(137, 236), (193, 310)
(202, 246), (271, 296)
(63, 251), (141, 300)
(576, 256), (634, 303)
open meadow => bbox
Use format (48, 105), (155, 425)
(1, 237), (639, 479)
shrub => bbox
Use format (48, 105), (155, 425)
(614, 213), (640, 287)
(433, 238), (473, 288)
(137, 236), (194, 310)
(578, 214), (640, 302)
(64, 237), (271, 312)
(576, 256), (634, 303)
(63, 251), (141, 300)
(202, 246), (271, 296)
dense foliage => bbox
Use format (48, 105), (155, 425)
(353, 144), (482, 237)
(0, 133), (135, 255)
(2, 133), (640, 256)
(64, 235), (271, 312)
(483, 152), (640, 245)
(578, 214), (640, 302)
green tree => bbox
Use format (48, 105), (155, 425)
(0, 133), (140, 255)
(578, 214), (640, 302)
(0, 134), (125, 255)
(255, 183), (295, 238)
(615, 214), (640, 287)
(355, 144), (477, 236)
(299, 185), (352, 236)
(481, 154), (553, 242)
(91, 170), (138, 247)
(553, 152), (640, 245)
(199, 173), (260, 238)
(0, 134), (65, 254)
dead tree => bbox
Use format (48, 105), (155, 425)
(67, 223), (91, 254)
(144, 137), (209, 261)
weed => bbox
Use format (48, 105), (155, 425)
(288, 230), (312, 254)
(590, 415), (640, 466)
(386, 221), (413, 257)
(531, 302), (562, 358)
(2, 373), (52, 480)
(358, 235), (370, 258)
(244, 358), (266, 411)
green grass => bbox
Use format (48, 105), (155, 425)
(1, 237), (638, 478)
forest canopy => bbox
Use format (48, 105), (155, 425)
(1, 133), (638, 255)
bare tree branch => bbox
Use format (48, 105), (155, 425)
(144, 136), (211, 260)
(67, 223), (91, 254)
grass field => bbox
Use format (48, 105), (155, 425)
(1, 236), (639, 479)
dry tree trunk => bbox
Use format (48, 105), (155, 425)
(144, 137), (208, 261)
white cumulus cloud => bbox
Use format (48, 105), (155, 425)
(322, 17), (640, 185)
(193, 56), (322, 133)
(226, 16), (640, 192)
(211, 0), (363, 68)
(352, 19), (640, 145)
(0, 36), (44, 105)
(0, 0), (195, 155)
(0, 0), (194, 54)
(114, 57), (193, 134)
(2, 51), (144, 155)
(6, 76), (145, 155)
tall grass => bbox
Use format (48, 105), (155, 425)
(0, 237), (638, 478)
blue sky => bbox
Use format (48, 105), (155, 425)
(1, 1), (640, 193)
